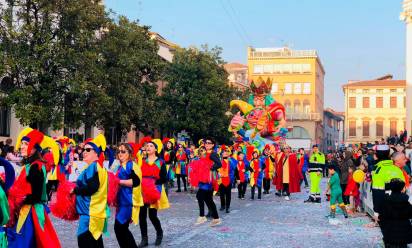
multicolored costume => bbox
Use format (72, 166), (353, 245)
(114, 156), (142, 248)
(74, 134), (109, 246)
(138, 138), (169, 247)
(249, 154), (265, 200)
(218, 148), (237, 212)
(0, 157), (15, 248)
(175, 149), (188, 192)
(261, 147), (275, 194)
(162, 138), (176, 189)
(235, 159), (250, 199)
(7, 128), (61, 248)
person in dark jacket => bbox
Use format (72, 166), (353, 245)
(379, 178), (412, 248)
(338, 150), (354, 205)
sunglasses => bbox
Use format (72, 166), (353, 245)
(118, 150), (128, 154)
(205, 141), (213, 144)
(84, 148), (94, 153)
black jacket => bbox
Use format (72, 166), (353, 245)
(379, 192), (412, 244)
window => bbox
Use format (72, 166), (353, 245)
(362, 97), (370, 108)
(349, 121), (356, 137)
(362, 120), (369, 137)
(376, 89), (383, 94)
(283, 64), (292, 73)
(303, 83), (311, 94)
(294, 83), (302, 94)
(404, 96), (406, 108)
(263, 64), (273, 73)
(363, 89), (369, 94)
(284, 83), (292, 94)
(271, 83), (278, 94)
(0, 107), (10, 137)
(390, 97), (397, 108)
(327, 118), (333, 128)
(284, 100), (291, 112)
(349, 89), (356, 94)
(293, 100), (301, 113)
(303, 100), (310, 113)
(292, 64), (302, 73)
(253, 65), (263, 74)
(376, 97), (383, 108)
(390, 89), (397, 93)
(286, 126), (310, 139)
(302, 64), (311, 73)
(390, 120), (397, 136)
(349, 97), (356, 108)
(376, 120), (383, 136)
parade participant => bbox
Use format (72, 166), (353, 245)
(175, 143), (188, 192)
(7, 128), (61, 248)
(235, 152), (249, 199)
(162, 138), (176, 193)
(371, 145), (404, 225)
(195, 138), (222, 227)
(74, 134), (108, 248)
(138, 139), (169, 247)
(249, 150), (265, 200)
(297, 148), (309, 188)
(0, 157), (15, 247)
(261, 144), (275, 194)
(114, 143), (142, 248)
(274, 146), (301, 201)
(218, 145), (236, 213)
(305, 145), (325, 203)
(325, 164), (348, 218)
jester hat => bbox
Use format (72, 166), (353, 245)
(16, 127), (60, 165)
(84, 134), (107, 155)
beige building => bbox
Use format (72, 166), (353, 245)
(223, 63), (249, 90)
(247, 46), (325, 149)
(342, 75), (406, 143)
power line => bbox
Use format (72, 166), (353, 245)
(226, 0), (252, 45)
(219, 0), (249, 46)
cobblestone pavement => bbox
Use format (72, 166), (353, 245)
(53, 179), (383, 248)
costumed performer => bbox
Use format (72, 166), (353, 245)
(273, 146), (301, 200)
(218, 145), (236, 213)
(0, 157), (15, 247)
(249, 149), (265, 200)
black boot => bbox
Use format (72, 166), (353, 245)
(315, 197), (321, 203)
(219, 206), (225, 211)
(304, 196), (314, 203)
(226, 208), (230, 213)
(155, 231), (163, 246)
(138, 237), (148, 248)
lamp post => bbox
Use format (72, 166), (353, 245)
(400, 0), (412, 133)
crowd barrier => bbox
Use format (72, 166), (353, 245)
(360, 181), (412, 217)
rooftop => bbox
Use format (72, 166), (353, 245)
(342, 74), (405, 88)
(223, 63), (248, 71)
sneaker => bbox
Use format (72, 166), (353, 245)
(304, 197), (313, 203)
(195, 216), (207, 225)
(315, 198), (321, 203)
(210, 218), (222, 227)
(284, 196), (290, 201)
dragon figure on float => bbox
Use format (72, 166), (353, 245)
(228, 77), (288, 150)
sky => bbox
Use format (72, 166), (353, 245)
(105, 0), (406, 112)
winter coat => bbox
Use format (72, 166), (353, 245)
(379, 193), (412, 245)
(338, 151), (354, 184)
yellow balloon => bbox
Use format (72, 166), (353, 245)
(353, 170), (365, 183)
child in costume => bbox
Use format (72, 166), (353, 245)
(249, 150), (265, 200)
(138, 139), (169, 247)
(175, 144), (188, 192)
(219, 146), (237, 213)
(114, 143), (143, 248)
(344, 167), (360, 215)
(162, 138), (176, 193)
(7, 128), (61, 248)
(235, 152), (249, 200)
(261, 144), (275, 194)
(0, 157), (15, 248)
(74, 134), (109, 247)
(325, 164), (348, 218)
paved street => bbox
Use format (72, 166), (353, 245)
(52, 179), (382, 248)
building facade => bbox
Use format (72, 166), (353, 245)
(323, 108), (344, 152)
(247, 46), (325, 149)
(342, 75), (406, 144)
(223, 63), (249, 90)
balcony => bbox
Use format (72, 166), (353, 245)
(286, 112), (321, 121)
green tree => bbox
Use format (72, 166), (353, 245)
(97, 16), (166, 139)
(161, 45), (240, 144)
(0, 0), (110, 132)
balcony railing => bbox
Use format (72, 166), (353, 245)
(286, 112), (321, 121)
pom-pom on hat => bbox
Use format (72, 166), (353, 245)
(16, 127), (60, 165)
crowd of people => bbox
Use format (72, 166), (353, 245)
(0, 128), (412, 247)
